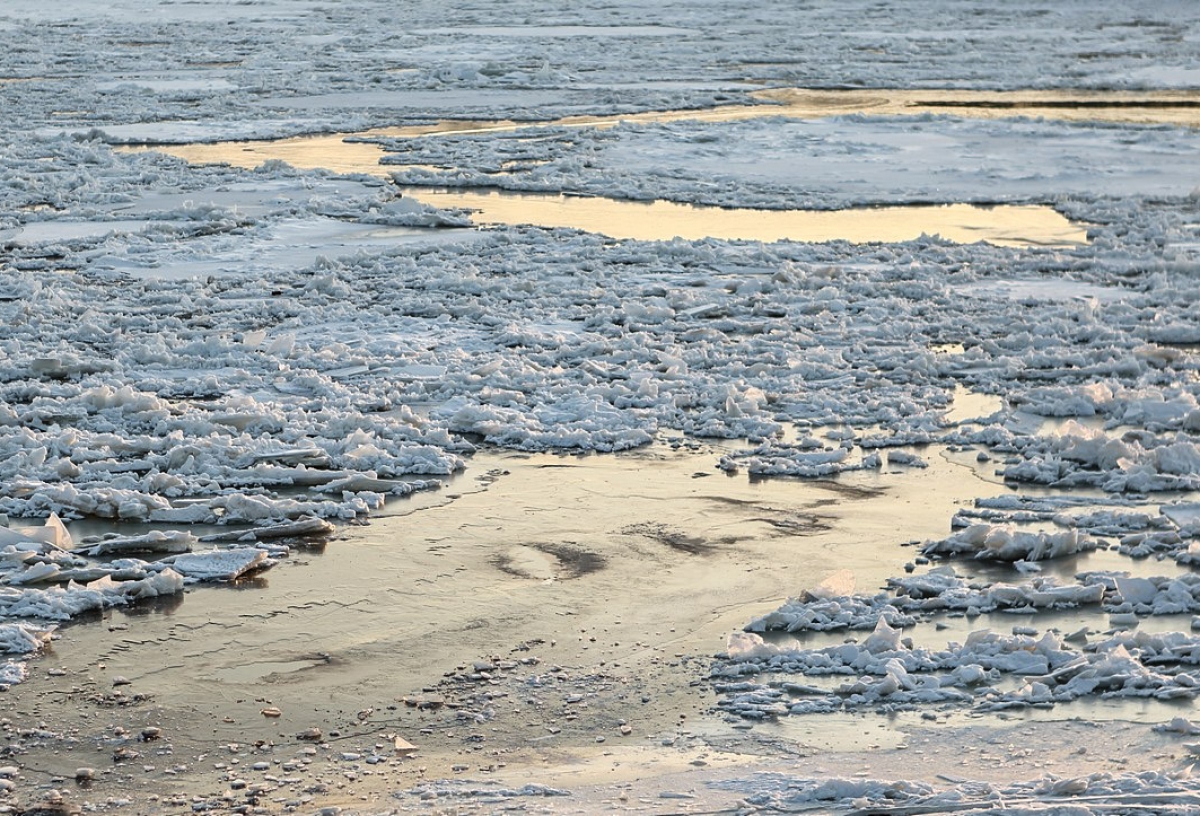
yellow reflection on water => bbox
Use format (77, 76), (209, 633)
(405, 188), (1086, 247)
(121, 87), (1198, 246)
(122, 87), (1200, 178)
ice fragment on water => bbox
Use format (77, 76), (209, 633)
(79, 530), (197, 557)
(923, 523), (1096, 562)
(166, 549), (272, 581)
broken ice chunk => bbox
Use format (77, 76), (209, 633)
(804, 569), (856, 601)
(4, 562), (61, 586)
(1163, 502), (1200, 533)
(0, 513), (72, 551)
(0, 623), (55, 655)
(199, 517), (335, 544)
(242, 447), (331, 467)
(922, 524), (1097, 562)
(1154, 717), (1200, 735)
(86, 568), (184, 599)
(79, 530), (197, 557)
(164, 549), (272, 581)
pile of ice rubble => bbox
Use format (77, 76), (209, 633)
(0, 512), (334, 688)
(714, 505), (1200, 719)
(710, 770), (1200, 815)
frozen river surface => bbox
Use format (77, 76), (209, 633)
(3, 1), (1200, 813)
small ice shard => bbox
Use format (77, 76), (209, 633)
(805, 569), (855, 601)
(1163, 502), (1200, 531)
(2, 513), (72, 551)
(266, 332), (295, 357)
(166, 549), (271, 581)
(1109, 612), (1140, 627)
(1041, 777), (1089, 796)
(55, 567), (115, 583)
(326, 365), (372, 380)
(80, 530), (197, 557)
(725, 632), (786, 661)
(886, 450), (928, 468)
(1063, 627), (1090, 645)
(862, 617), (903, 653)
(1154, 717), (1200, 735)
(199, 517), (335, 544)
(0, 623), (55, 655)
(244, 447), (330, 467)
(5, 562), (61, 586)
(1114, 575), (1158, 606)
(1178, 542), (1200, 566)
(86, 568), (184, 600)
(0, 513), (72, 552)
(317, 474), (407, 493)
(953, 664), (988, 685)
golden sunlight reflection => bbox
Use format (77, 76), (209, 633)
(116, 87), (1192, 246)
(404, 189), (1087, 247)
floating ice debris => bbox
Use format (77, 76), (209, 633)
(715, 623), (1200, 719)
(718, 443), (860, 477)
(0, 662), (27, 688)
(404, 782), (569, 801)
(199, 517), (336, 543)
(892, 572), (1106, 613)
(85, 569), (184, 600)
(922, 523), (1097, 562)
(1163, 502), (1200, 535)
(747, 566), (1113, 636)
(164, 548), (272, 581)
(1000, 421), (1200, 493)
(1177, 542), (1200, 567)
(0, 623), (55, 656)
(1155, 717), (1200, 735)
(211, 493), (382, 523)
(241, 447), (332, 467)
(717, 770), (1200, 814)
(1081, 572), (1200, 616)
(5, 562), (63, 586)
(365, 195), (472, 228)
(744, 592), (913, 634)
(808, 569), (856, 600)
(0, 585), (114, 621)
(77, 530), (197, 557)
(0, 513), (71, 550)
(887, 450), (928, 468)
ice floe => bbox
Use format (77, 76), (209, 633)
(716, 770), (1200, 814)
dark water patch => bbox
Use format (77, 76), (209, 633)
(620, 522), (721, 555)
(494, 542), (606, 580)
(753, 513), (833, 536)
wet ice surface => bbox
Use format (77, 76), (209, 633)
(4, 0), (1200, 813)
